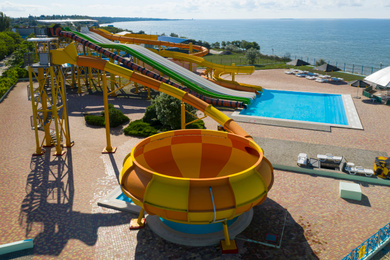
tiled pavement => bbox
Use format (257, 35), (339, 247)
(1, 70), (389, 259)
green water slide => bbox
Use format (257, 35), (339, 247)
(65, 28), (253, 104)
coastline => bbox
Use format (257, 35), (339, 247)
(106, 19), (390, 69)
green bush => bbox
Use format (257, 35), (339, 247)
(123, 120), (158, 137)
(142, 102), (161, 127)
(186, 119), (205, 129)
(245, 48), (260, 65)
(85, 104), (129, 127)
(0, 31), (15, 59)
(85, 114), (105, 126)
(315, 59), (326, 66)
(0, 67), (19, 98)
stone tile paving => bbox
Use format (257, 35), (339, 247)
(1, 72), (390, 259)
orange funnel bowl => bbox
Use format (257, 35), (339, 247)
(119, 129), (273, 224)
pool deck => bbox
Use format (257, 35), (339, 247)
(1, 69), (390, 259)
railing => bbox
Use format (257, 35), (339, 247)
(291, 56), (388, 76)
(342, 222), (390, 260)
(204, 54), (387, 76)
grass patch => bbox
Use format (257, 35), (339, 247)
(204, 53), (286, 66)
(292, 66), (365, 81)
(204, 53), (365, 81)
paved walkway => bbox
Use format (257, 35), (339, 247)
(1, 69), (390, 259)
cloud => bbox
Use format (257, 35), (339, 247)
(0, 0), (388, 19)
(0, 1), (42, 12)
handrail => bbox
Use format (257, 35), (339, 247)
(209, 187), (217, 223)
(342, 222), (390, 260)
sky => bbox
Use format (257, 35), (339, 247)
(1, 0), (389, 19)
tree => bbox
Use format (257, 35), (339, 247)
(170, 32), (178, 37)
(231, 40), (241, 48)
(221, 41), (226, 48)
(0, 12), (11, 32)
(251, 41), (260, 51)
(202, 41), (210, 50)
(245, 48), (260, 64)
(240, 40), (249, 50)
(0, 32), (15, 58)
(240, 40), (260, 51)
(153, 93), (203, 130)
(225, 44), (239, 52)
(211, 42), (220, 49)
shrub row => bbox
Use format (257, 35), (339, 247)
(0, 67), (19, 98)
(85, 104), (130, 128)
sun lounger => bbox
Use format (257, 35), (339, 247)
(315, 78), (328, 83)
(297, 153), (308, 166)
(317, 154), (343, 163)
(344, 162), (374, 176)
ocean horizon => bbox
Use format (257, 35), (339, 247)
(102, 18), (390, 71)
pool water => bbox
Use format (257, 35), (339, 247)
(240, 89), (348, 125)
(116, 193), (133, 203)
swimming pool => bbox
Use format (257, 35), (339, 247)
(240, 89), (349, 125)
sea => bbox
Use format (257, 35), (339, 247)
(102, 19), (390, 69)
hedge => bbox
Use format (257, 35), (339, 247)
(85, 104), (130, 128)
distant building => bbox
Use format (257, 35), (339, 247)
(13, 27), (47, 38)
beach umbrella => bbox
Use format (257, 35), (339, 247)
(287, 59), (310, 66)
(314, 63), (340, 72)
(350, 80), (371, 99)
(365, 66), (390, 88)
(350, 80), (370, 88)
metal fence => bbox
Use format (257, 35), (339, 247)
(342, 222), (390, 260)
(205, 54), (387, 76)
(292, 56), (387, 76)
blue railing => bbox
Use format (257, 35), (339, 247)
(342, 222), (390, 260)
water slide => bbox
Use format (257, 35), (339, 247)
(91, 28), (263, 92)
(59, 30), (245, 108)
(72, 28), (257, 104)
(94, 28), (209, 57)
(154, 49), (261, 93)
(50, 41), (274, 229)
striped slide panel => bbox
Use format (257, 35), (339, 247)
(143, 175), (190, 222)
(229, 168), (267, 215)
(204, 105), (231, 127)
(159, 82), (186, 100)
